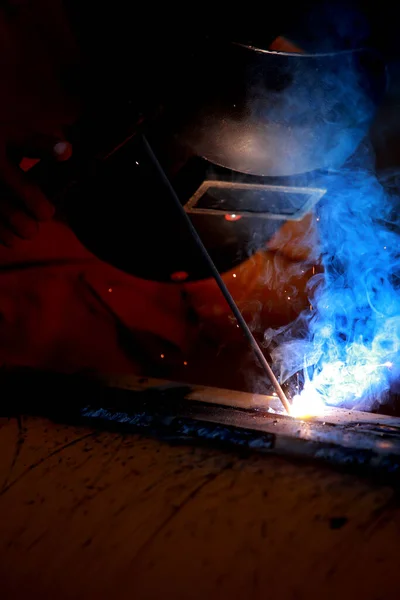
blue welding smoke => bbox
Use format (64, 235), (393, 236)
(261, 6), (400, 410)
(266, 162), (400, 410)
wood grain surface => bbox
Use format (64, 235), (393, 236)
(1, 414), (399, 600)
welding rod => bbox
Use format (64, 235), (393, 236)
(142, 135), (291, 415)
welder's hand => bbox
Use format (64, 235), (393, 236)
(0, 0), (80, 247)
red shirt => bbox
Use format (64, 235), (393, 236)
(0, 214), (317, 388)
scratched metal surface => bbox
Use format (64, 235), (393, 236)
(74, 401), (400, 478)
(1, 414), (400, 600)
(2, 368), (400, 478)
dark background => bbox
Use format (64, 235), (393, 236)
(64, 1), (400, 114)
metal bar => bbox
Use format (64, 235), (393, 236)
(3, 368), (398, 480)
(142, 135), (291, 414)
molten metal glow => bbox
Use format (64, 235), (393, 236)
(290, 389), (326, 419)
(225, 214), (242, 222)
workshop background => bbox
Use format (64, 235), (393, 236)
(2, 1), (400, 599)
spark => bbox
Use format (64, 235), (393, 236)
(233, 273), (237, 278)
(183, 361), (188, 366)
(160, 354), (165, 359)
(108, 287), (112, 293)
(290, 389), (326, 419)
(225, 214), (242, 222)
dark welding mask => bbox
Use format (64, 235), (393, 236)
(33, 37), (386, 282)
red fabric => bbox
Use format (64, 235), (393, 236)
(0, 210), (316, 383)
(0, 220), (196, 374)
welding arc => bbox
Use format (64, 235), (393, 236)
(142, 135), (291, 415)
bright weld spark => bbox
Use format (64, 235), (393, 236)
(225, 213), (242, 222)
(290, 390), (326, 419)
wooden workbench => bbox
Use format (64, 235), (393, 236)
(1, 412), (399, 600)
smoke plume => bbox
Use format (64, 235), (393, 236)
(260, 4), (400, 411)
(265, 153), (400, 410)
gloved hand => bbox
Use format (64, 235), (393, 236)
(0, 0), (80, 246)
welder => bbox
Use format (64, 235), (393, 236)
(0, 1), (391, 391)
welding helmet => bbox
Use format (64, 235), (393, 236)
(34, 29), (387, 281)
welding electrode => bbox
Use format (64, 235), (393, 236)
(142, 136), (291, 415)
